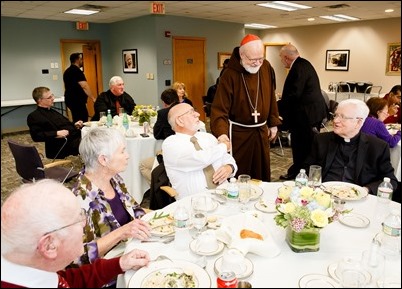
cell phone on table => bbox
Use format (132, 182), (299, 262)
(140, 133), (149, 137)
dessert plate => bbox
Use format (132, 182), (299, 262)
(339, 213), (370, 228)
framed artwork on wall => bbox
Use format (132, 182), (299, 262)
(385, 42), (401, 76)
(123, 49), (138, 73)
(218, 52), (231, 69)
(325, 50), (350, 71)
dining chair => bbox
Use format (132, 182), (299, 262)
(7, 139), (79, 184)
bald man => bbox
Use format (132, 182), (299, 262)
(1, 179), (150, 288)
(162, 103), (237, 199)
(210, 34), (281, 182)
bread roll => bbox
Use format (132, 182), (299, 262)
(240, 229), (264, 240)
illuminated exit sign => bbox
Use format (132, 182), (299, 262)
(76, 22), (89, 30)
(151, 2), (165, 14)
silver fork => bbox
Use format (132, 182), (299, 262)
(141, 237), (174, 244)
(151, 255), (173, 262)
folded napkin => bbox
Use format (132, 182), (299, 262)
(216, 213), (281, 258)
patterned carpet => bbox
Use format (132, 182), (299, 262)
(1, 130), (293, 206)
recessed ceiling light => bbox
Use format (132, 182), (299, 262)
(245, 23), (277, 29)
(308, 18), (315, 22)
(320, 14), (359, 22)
(64, 9), (100, 16)
(257, 1), (311, 12)
(385, 9), (394, 13)
(334, 14), (359, 21)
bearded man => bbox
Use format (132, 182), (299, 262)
(210, 34), (281, 181)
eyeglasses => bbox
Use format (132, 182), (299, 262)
(244, 54), (264, 64)
(332, 113), (363, 121)
(178, 108), (196, 118)
(43, 209), (87, 236)
(42, 94), (55, 100)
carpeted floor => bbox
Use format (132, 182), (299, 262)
(1, 130), (294, 207)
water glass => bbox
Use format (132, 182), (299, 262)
(191, 196), (208, 237)
(99, 111), (106, 119)
(118, 107), (125, 116)
(308, 165), (322, 188)
(238, 174), (251, 212)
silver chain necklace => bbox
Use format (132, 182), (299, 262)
(241, 71), (260, 123)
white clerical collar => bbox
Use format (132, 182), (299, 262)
(344, 138), (351, 143)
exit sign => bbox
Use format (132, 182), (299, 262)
(150, 2), (165, 14)
(76, 22), (89, 30)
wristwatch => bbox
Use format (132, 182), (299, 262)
(227, 164), (235, 173)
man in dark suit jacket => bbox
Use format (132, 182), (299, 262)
(27, 86), (82, 159)
(304, 99), (397, 196)
(153, 88), (179, 140)
(278, 44), (328, 180)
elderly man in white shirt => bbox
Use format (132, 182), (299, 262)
(162, 103), (237, 199)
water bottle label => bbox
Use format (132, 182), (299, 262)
(227, 188), (239, 199)
(295, 178), (307, 187)
(175, 219), (187, 228)
(383, 223), (401, 237)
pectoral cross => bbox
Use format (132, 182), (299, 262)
(251, 110), (260, 123)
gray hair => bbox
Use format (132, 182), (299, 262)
(109, 76), (123, 87)
(79, 127), (126, 172)
(1, 179), (78, 255)
(337, 99), (369, 120)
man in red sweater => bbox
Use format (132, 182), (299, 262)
(1, 179), (150, 288)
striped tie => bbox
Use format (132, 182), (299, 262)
(190, 136), (217, 189)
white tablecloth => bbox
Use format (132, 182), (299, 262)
(390, 141), (401, 182)
(119, 182), (401, 288)
(82, 121), (206, 203)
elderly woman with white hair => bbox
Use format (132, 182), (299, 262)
(92, 75), (136, 121)
(304, 98), (397, 195)
(70, 127), (150, 269)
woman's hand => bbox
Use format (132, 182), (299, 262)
(123, 218), (151, 240)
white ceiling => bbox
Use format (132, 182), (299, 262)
(1, 1), (400, 29)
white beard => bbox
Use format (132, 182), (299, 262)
(243, 63), (262, 74)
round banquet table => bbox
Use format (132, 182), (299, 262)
(117, 182), (401, 288)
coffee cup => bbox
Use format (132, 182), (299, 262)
(195, 230), (219, 253)
(221, 249), (246, 275)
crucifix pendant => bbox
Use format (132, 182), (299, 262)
(251, 109), (260, 123)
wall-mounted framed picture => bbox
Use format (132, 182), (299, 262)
(325, 49), (350, 71)
(385, 42), (401, 76)
(122, 49), (138, 73)
(218, 52), (231, 69)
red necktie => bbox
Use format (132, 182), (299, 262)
(58, 275), (70, 288)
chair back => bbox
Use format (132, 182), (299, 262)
(7, 139), (45, 182)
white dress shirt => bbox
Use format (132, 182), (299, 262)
(162, 131), (237, 199)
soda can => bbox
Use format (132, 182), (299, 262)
(217, 271), (238, 288)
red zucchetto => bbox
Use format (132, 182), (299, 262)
(240, 34), (261, 46)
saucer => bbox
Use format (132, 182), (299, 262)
(214, 255), (254, 279)
(189, 239), (225, 256)
(299, 274), (341, 288)
(339, 213), (370, 228)
(327, 262), (371, 284)
(254, 199), (276, 213)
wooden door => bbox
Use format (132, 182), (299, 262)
(173, 37), (206, 121)
(82, 44), (98, 118)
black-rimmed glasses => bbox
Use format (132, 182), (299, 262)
(332, 113), (363, 121)
(43, 209), (87, 236)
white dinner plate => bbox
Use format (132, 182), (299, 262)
(299, 274), (341, 288)
(189, 239), (225, 256)
(127, 259), (211, 288)
(142, 211), (175, 237)
(327, 262), (371, 284)
(321, 181), (368, 201)
(339, 213), (370, 228)
(254, 199), (277, 213)
(216, 184), (263, 201)
(214, 256), (254, 279)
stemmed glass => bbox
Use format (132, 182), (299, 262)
(191, 196), (207, 238)
(238, 174), (251, 212)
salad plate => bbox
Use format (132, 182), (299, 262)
(216, 183), (263, 201)
(142, 211), (175, 237)
(128, 259), (211, 288)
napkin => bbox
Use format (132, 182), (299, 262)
(125, 128), (138, 137)
(216, 213), (281, 258)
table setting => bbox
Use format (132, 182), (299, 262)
(114, 179), (400, 288)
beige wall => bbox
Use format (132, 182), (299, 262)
(261, 18), (401, 94)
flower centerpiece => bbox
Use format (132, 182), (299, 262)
(274, 185), (347, 252)
(132, 105), (157, 126)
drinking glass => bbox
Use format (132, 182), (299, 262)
(191, 196), (207, 237)
(118, 107), (125, 116)
(308, 165), (322, 188)
(192, 212), (207, 237)
(238, 174), (251, 212)
(99, 111), (106, 118)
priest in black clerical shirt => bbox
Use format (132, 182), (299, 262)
(304, 98), (397, 196)
(27, 86), (82, 159)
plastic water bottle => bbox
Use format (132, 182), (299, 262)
(227, 177), (239, 199)
(173, 204), (190, 250)
(375, 210), (401, 256)
(377, 177), (393, 204)
(122, 112), (129, 131)
(295, 169), (308, 188)
(106, 109), (113, 128)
